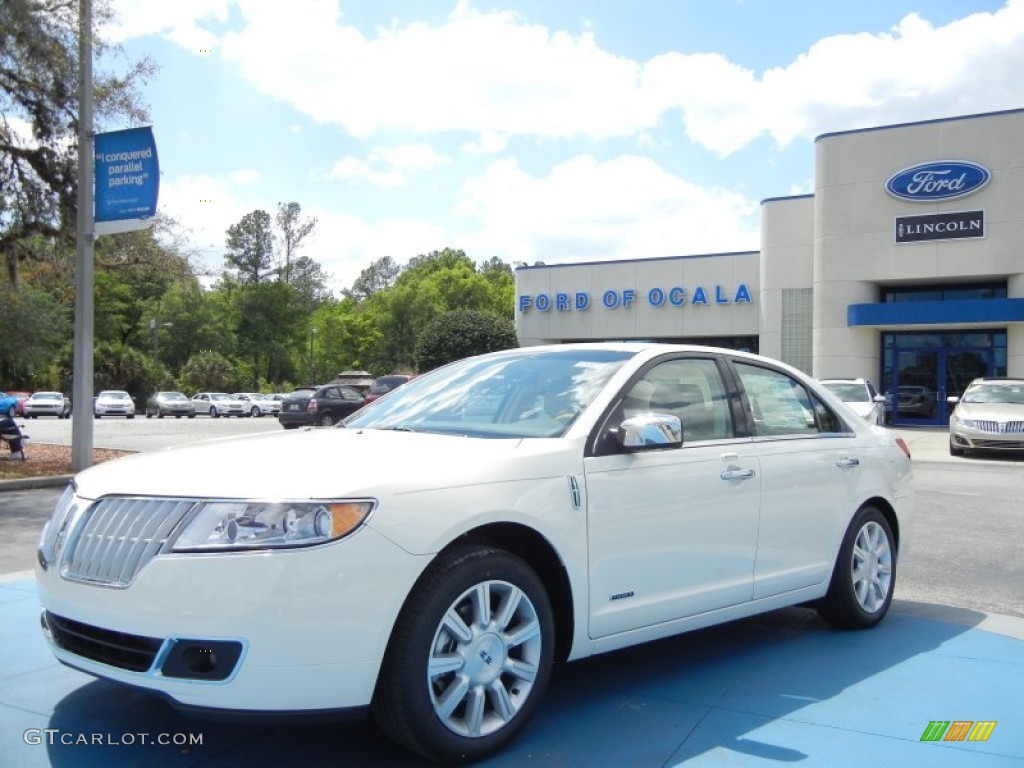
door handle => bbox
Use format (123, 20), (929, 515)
(720, 468), (756, 481)
(835, 456), (860, 469)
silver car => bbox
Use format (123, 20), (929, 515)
(948, 377), (1024, 455)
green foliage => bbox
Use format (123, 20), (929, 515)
(179, 350), (240, 394)
(93, 342), (164, 406)
(0, 281), (71, 385)
(224, 210), (274, 284)
(415, 310), (518, 372)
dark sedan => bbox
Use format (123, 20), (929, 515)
(278, 384), (365, 428)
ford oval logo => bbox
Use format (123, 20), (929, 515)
(886, 161), (990, 202)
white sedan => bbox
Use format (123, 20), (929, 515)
(233, 392), (281, 417)
(36, 343), (913, 763)
(23, 391), (71, 419)
(190, 392), (248, 418)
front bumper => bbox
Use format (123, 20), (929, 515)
(36, 524), (428, 712)
(950, 424), (1024, 451)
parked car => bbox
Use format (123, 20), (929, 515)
(948, 377), (1024, 456)
(233, 393), (281, 417)
(23, 391), (72, 419)
(362, 374), (413, 404)
(93, 390), (135, 418)
(36, 343), (913, 764)
(277, 384), (364, 428)
(819, 378), (886, 426)
(893, 385), (936, 419)
(146, 391), (197, 419)
(1, 390), (24, 417)
(191, 392), (249, 418)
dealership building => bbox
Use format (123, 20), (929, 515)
(514, 108), (1024, 427)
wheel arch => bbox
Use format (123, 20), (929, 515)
(862, 496), (900, 555)
(453, 523), (575, 663)
(380, 522), (575, 668)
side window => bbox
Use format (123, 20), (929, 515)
(621, 358), (733, 441)
(735, 363), (843, 436)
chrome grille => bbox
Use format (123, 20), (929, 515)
(62, 498), (197, 587)
(973, 420), (1024, 434)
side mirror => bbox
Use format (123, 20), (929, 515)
(617, 413), (683, 451)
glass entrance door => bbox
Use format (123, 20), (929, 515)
(882, 331), (1005, 427)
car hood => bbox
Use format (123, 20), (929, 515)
(955, 402), (1024, 422)
(72, 427), (575, 501)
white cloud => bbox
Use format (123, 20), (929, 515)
(105, 0), (228, 50)
(228, 169), (260, 184)
(126, 0), (1024, 157)
(328, 143), (449, 187)
(452, 154), (760, 265)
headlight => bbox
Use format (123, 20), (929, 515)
(170, 499), (375, 552)
(38, 483), (78, 570)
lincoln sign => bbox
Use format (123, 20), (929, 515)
(894, 210), (984, 244)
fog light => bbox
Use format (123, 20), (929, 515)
(161, 639), (243, 681)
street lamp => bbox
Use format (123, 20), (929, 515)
(309, 327), (317, 384)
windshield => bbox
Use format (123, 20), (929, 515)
(822, 382), (869, 402)
(962, 381), (1024, 405)
(344, 348), (634, 438)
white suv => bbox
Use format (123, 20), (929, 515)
(819, 378), (886, 426)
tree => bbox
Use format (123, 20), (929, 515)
(415, 310), (518, 372)
(345, 255), (400, 301)
(288, 254), (332, 313)
(0, 281), (70, 385)
(0, 0), (155, 286)
(275, 201), (316, 283)
(224, 210), (274, 284)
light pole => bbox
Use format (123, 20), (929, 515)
(309, 327), (317, 384)
(151, 318), (173, 364)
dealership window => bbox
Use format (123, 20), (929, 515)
(881, 283), (1006, 302)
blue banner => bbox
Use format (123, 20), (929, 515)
(94, 127), (159, 235)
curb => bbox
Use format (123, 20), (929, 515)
(0, 474), (73, 491)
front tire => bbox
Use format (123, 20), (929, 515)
(373, 545), (554, 764)
(818, 506), (896, 629)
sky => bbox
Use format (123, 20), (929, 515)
(97, 0), (1024, 296)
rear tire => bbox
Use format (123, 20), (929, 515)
(817, 505), (895, 629)
(372, 545), (554, 764)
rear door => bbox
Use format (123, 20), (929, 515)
(730, 360), (863, 599)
